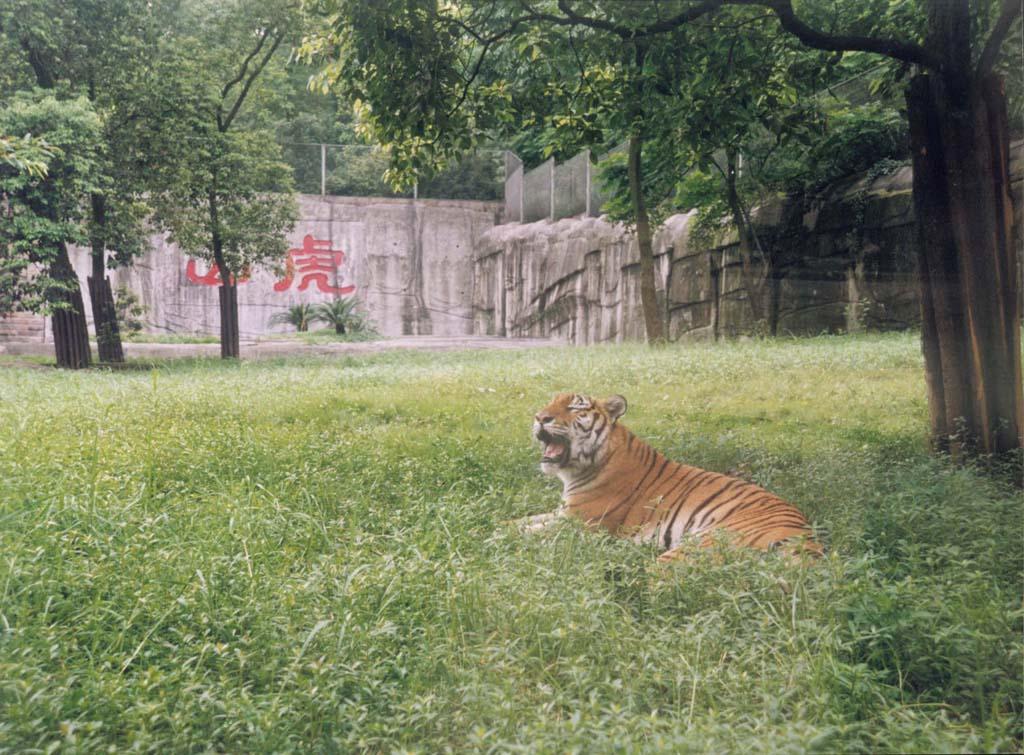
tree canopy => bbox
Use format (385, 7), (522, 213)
(301, 0), (1022, 459)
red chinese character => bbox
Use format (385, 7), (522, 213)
(274, 235), (355, 295)
(185, 260), (249, 286)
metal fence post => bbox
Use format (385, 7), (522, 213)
(320, 143), (327, 196)
(585, 149), (592, 217)
(549, 157), (555, 220)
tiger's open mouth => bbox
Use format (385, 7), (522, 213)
(539, 436), (568, 465)
(541, 441), (568, 465)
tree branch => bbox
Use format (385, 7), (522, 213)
(18, 37), (56, 89)
(221, 30), (285, 132)
(512, 0), (723, 39)
(975, 0), (1022, 78)
(442, 8), (534, 121)
(746, 0), (943, 71)
(218, 30), (270, 130)
(522, 0), (942, 71)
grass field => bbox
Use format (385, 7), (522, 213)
(0, 333), (1020, 752)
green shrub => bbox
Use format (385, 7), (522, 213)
(113, 284), (147, 336)
(312, 297), (374, 335)
(269, 302), (316, 332)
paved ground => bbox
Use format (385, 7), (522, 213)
(0, 335), (565, 361)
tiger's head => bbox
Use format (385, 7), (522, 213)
(534, 392), (628, 478)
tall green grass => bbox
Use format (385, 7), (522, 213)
(0, 333), (1020, 752)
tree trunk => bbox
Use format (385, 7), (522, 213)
(208, 186), (239, 359)
(212, 230), (240, 359)
(218, 283), (240, 359)
(724, 150), (776, 335)
(906, 72), (1022, 460)
(627, 134), (664, 344)
(88, 275), (124, 363)
(87, 194), (124, 363)
(49, 243), (92, 369)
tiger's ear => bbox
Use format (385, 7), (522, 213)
(602, 395), (627, 421)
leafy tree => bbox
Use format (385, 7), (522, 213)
(148, 0), (300, 359)
(538, 14), (836, 339)
(0, 93), (105, 368)
(302, 0), (1022, 462)
(0, 131), (55, 316)
(0, 0), (172, 362)
(0, 133), (53, 177)
(153, 129), (298, 358)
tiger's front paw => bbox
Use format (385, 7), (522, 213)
(656, 547), (688, 564)
(515, 511), (564, 534)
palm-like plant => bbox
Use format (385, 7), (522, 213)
(313, 298), (366, 335)
(269, 303), (315, 332)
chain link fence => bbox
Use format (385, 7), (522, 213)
(279, 143), (505, 201)
(507, 144), (622, 223)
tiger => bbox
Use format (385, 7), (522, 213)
(524, 392), (821, 562)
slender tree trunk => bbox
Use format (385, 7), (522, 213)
(627, 134), (664, 344)
(88, 193), (124, 363)
(218, 282), (240, 358)
(767, 273), (780, 337)
(213, 238), (240, 359)
(906, 72), (1022, 460)
(208, 188), (240, 359)
(49, 243), (92, 369)
(724, 149), (776, 334)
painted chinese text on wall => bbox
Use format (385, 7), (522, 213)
(185, 235), (355, 295)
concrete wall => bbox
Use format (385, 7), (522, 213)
(14, 195), (501, 341)
(3, 142), (1020, 347)
(474, 142), (1023, 343)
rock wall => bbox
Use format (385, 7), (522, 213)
(10, 195), (501, 341)
(474, 143), (1023, 343)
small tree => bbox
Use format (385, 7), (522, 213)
(154, 128), (298, 357)
(113, 284), (147, 337)
(150, 1), (300, 358)
(0, 93), (105, 368)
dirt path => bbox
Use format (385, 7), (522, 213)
(1, 335), (565, 361)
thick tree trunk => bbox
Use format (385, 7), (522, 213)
(906, 72), (1022, 460)
(49, 243), (92, 369)
(88, 193), (124, 363)
(627, 134), (665, 344)
(88, 275), (124, 363)
(23, 38), (90, 368)
(33, 186), (91, 368)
